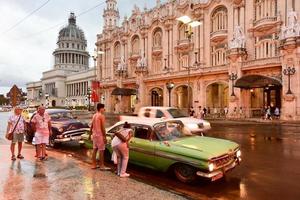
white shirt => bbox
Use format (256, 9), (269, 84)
(111, 128), (131, 147)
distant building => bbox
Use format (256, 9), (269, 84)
(6, 85), (25, 107)
(27, 13), (96, 108)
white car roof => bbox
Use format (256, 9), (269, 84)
(114, 118), (180, 127)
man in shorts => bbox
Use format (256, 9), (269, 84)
(31, 106), (52, 160)
(89, 103), (110, 170)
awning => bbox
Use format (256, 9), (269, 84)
(111, 87), (137, 96)
(234, 75), (282, 89)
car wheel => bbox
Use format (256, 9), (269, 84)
(174, 163), (197, 183)
(49, 135), (58, 148)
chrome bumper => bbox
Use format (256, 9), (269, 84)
(196, 158), (241, 181)
(54, 128), (89, 143)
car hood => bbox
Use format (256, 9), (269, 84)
(170, 136), (239, 159)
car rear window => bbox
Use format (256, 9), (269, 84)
(167, 108), (188, 118)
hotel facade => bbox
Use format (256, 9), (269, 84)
(96, 0), (300, 120)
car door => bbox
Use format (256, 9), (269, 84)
(129, 124), (156, 169)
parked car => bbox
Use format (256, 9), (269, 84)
(26, 109), (89, 147)
(120, 107), (211, 134)
(81, 118), (241, 183)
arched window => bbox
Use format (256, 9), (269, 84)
(211, 6), (228, 33)
(211, 44), (227, 66)
(153, 28), (163, 47)
(114, 42), (121, 58)
(255, 34), (277, 59)
(131, 36), (140, 55)
(254, 0), (277, 21)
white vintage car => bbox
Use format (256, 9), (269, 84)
(120, 106), (211, 134)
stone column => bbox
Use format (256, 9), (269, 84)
(226, 48), (247, 118)
(280, 37), (300, 120)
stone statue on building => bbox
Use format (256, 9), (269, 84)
(229, 26), (245, 49)
(117, 56), (126, 71)
(280, 9), (300, 39)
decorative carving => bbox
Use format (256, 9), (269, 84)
(229, 26), (245, 49)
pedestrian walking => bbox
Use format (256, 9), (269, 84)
(266, 106), (272, 120)
(111, 122), (133, 177)
(31, 106), (52, 160)
(89, 103), (110, 170)
(203, 107), (207, 118)
(6, 106), (26, 161)
(189, 106), (195, 117)
(224, 106), (228, 118)
(197, 106), (203, 119)
(274, 107), (280, 119)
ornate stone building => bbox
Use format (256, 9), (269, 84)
(27, 13), (96, 107)
(96, 0), (300, 120)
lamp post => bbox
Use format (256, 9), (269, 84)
(283, 66), (296, 94)
(86, 88), (92, 111)
(166, 82), (175, 107)
(228, 72), (238, 96)
(177, 16), (201, 110)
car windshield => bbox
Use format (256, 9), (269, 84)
(168, 108), (189, 118)
(50, 112), (74, 120)
(154, 121), (186, 141)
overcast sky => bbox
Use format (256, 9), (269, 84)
(0, 0), (161, 95)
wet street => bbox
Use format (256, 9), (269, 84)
(1, 112), (300, 200)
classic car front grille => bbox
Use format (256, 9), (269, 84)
(212, 154), (235, 168)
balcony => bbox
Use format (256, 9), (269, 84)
(210, 30), (228, 43)
(113, 57), (121, 64)
(175, 39), (192, 52)
(242, 56), (281, 69)
(129, 51), (140, 61)
(250, 16), (281, 32)
(152, 46), (163, 56)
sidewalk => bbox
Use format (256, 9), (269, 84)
(0, 143), (186, 200)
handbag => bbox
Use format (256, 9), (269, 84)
(6, 115), (22, 141)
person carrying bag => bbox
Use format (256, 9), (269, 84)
(6, 106), (26, 160)
(111, 122), (133, 178)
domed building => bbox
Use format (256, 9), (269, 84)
(27, 13), (96, 108)
(53, 13), (89, 72)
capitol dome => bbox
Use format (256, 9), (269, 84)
(58, 13), (86, 41)
(53, 12), (89, 72)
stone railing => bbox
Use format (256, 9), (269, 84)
(210, 29), (228, 39)
(242, 56), (281, 68)
(152, 46), (163, 52)
(253, 16), (278, 27)
(177, 39), (190, 46)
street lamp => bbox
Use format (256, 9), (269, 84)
(228, 72), (238, 96)
(86, 88), (92, 111)
(166, 82), (175, 107)
(163, 57), (173, 73)
(177, 15), (201, 109)
(283, 65), (296, 94)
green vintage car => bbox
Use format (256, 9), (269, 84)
(81, 119), (242, 183)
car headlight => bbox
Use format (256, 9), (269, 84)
(58, 127), (64, 132)
(236, 150), (242, 157)
(208, 163), (214, 172)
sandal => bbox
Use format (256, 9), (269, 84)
(17, 154), (24, 159)
(11, 155), (16, 161)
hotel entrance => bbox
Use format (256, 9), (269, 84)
(235, 75), (282, 117)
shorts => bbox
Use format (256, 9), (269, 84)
(92, 134), (105, 151)
(12, 133), (24, 143)
(35, 132), (49, 144)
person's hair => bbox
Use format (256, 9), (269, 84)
(97, 103), (105, 111)
(123, 121), (131, 129)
